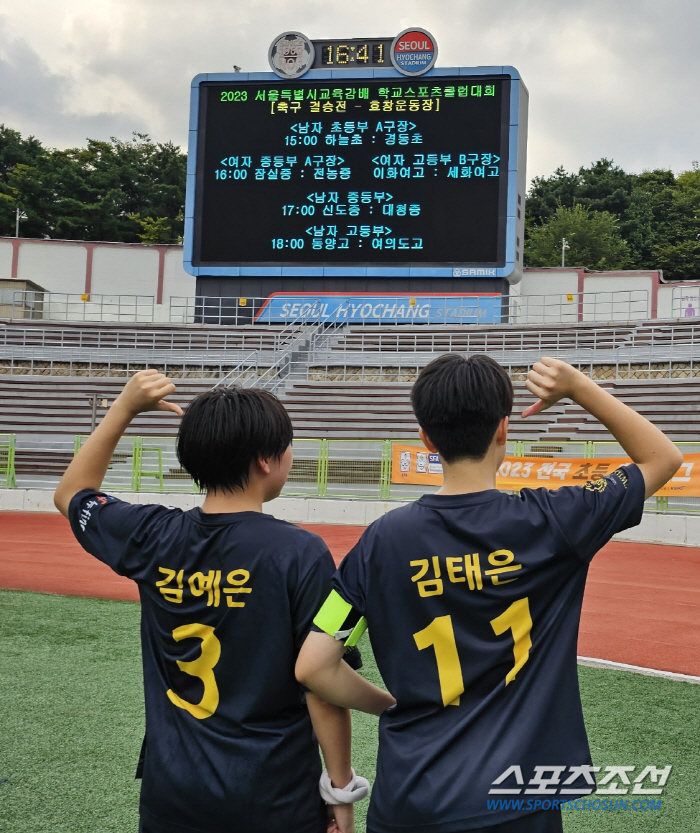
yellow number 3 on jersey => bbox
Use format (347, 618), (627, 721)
(166, 623), (222, 720)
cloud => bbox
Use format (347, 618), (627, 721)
(0, 0), (698, 178)
(0, 20), (149, 147)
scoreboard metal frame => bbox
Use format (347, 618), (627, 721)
(184, 65), (528, 284)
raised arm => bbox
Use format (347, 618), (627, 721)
(522, 357), (683, 498)
(54, 370), (183, 516)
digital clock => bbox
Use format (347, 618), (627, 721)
(312, 39), (393, 69)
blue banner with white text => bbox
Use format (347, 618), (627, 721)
(255, 293), (502, 324)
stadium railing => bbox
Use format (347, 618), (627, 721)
(6, 289), (651, 326)
(170, 291), (651, 326)
(671, 286), (700, 318)
(0, 350), (253, 378)
(291, 320), (700, 383)
(0, 322), (285, 351)
(2, 433), (696, 514)
(8, 291), (155, 322)
(8, 290), (698, 382)
(0, 320), (286, 377)
(0, 434), (16, 487)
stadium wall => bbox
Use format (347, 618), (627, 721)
(3, 237), (693, 322)
(2, 488), (699, 547)
(0, 238), (194, 321)
(515, 268), (666, 319)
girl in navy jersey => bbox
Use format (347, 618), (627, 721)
(55, 371), (371, 833)
(297, 354), (681, 833)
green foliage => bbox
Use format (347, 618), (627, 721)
(526, 165), (581, 227)
(128, 211), (184, 244)
(526, 160), (700, 280)
(0, 129), (185, 243)
(576, 158), (636, 217)
(525, 204), (631, 270)
(652, 239), (700, 282)
(526, 159), (636, 229)
(0, 125), (47, 237)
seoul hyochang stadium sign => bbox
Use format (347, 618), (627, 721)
(390, 28), (438, 75)
(184, 32), (528, 283)
(254, 293), (502, 323)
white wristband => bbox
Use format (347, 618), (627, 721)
(319, 768), (370, 805)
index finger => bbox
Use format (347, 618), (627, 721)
(529, 362), (550, 377)
(153, 381), (177, 399)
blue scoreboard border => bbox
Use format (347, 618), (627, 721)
(184, 66), (527, 281)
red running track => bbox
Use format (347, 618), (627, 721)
(1, 512), (698, 676)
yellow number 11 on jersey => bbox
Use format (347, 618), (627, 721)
(413, 597), (533, 707)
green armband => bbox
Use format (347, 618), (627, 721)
(314, 590), (368, 648)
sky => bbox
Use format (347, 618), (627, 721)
(0, 0), (698, 184)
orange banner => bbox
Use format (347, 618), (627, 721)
(391, 445), (700, 497)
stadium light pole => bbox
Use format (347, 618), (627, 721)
(15, 207), (27, 237)
(88, 394), (109, 433)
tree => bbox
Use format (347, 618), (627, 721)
(0, 125), (47, 237)
(524, 204), (631, 270)
(576, 158), (636, 217)
(618, 167), (700, 277)
(128, 211), (184, 244)
(526, 160), (700, 279)
(3, 130), (186, 243)
(525, 166), (580, 227)
(652, 239), (700, 282)
(647, 166), (700, 280)
(525, 159), (636, 230)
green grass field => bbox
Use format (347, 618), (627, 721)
(1, 590), (698, 833)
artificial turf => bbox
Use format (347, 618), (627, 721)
(0, 590), (698, 833)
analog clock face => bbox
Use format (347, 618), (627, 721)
(268, 32), (315, 79)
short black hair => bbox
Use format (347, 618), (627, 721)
(177, 386), (293, 493)
(410, 353), (513, 463)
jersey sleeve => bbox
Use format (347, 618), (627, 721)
(290, 536), (338, 652)
(68, 488), (167, 579)
(312, 535), (370, 645)
(541, 463), (646, 562)
(333, 534), (370, 614)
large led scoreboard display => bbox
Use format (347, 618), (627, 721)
(184, 30), (528, 285)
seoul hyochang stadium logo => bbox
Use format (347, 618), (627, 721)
(390, 28), (438, 76)
(268, 32), (315, 79)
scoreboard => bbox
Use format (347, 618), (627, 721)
(184, 33), (528, 284)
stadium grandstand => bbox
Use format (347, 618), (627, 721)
(1, 293), (700, 508)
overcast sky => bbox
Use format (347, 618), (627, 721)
(0, 0), (697, 183)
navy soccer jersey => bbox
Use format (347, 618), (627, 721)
(69, 489), (335, 833)
(322, 465), (646, 833)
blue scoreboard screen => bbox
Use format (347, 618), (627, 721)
(184, 67), (528, 281)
